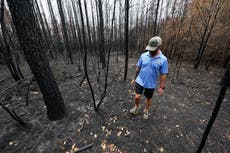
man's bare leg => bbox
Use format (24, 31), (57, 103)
(130, 93), (141, 114)
(144, 98), (152, 112)
(135, 93), (141, 108)
(143, 98), (152, 119)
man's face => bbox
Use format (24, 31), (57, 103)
(150, 47), (159, 52)
(149, 50), (158, 56)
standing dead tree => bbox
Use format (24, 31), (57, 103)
(6, 0), (66, 121)
(83, 0), (92, 54)
(47, 0), (64, 57)
(96, 0), (117, 111)
(196, 64), (229, 153)
(153, 0), (160, 35)
(77, 0), (96, 110)
(97, 0), (106, 68)
(57, 0), (74, 64)
(124, 0), (129, 81)
(0, 0), (24, 82)
(193, 0), (226, 69)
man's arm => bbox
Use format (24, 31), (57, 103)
(131, 67), (140, 85)
(158, 74), (167, 95)
(133, 67), (141, 80)
(159, 74), (166, 89)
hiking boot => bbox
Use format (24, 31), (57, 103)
(129, 106), (140, 115)
(143, 111), (150, 119)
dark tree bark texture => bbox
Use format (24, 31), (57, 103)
(124, 0), (129, 81)
(57, 0), (74, 64)
(6, 0), (66, 121)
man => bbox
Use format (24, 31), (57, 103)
(130, 36), (168, 119)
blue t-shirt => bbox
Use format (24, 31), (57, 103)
(135, 51), (168, 89)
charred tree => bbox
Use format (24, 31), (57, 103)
(97, 0), (106, 68)
(96, 0), (117, 111)
(90, 0), (97, 53)
(47, 0), (64, 56)
(57, 0), (74, 64)
(193, 0), (225, 69)
(196, 64), (229, 153)
(78, 0), (96, 110)
(124, 0), (129, 81)
(0, 0), (24, 82)
(83, 0), (92, 54)
(153, 0), (160, 35)
(6, 0), (66, 121)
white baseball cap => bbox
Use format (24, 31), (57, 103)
(145, 36), (162, 51)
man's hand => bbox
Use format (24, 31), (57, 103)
(158, 87), (164, 96)
(131, 80), (136, 86)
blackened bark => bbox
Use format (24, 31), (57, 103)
(6, 0), (66, 121)
(153, 0), (160, 35)
(83, 0), (92, 53)
(0, 0), (23, 82)
(71, 0), (83, 54)
(97, 0), (106, 68)
(57, 0), (74, 64)
(90, 0), (97, 52)
(96, 0), (117, 111)
(193, 0), (224, 69)
(47, 0), (64, 56)
(124, 0), (129, 81)
(78, 0), (96, 110)
(196, 65), (229, 153)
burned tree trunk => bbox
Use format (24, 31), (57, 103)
(57, 0), (74, 64)
(83, 0), (92, 53)
(97, 0), (106, 68)
(153, 0), (160, 35)
(0, 0), (24, 82)
(47, 0), (64, 56)
(193, 0), (225, 69)
(78, 0), (96, 110)
(124, 0), (129, 81)
(196, 64), (229, 153)
(6, 0), (66, 121)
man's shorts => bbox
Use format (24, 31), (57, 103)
(135, 83), (155, 99)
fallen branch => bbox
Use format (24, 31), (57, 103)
(71, 73), (83, 79)
(73, 81), (86, 92)
(0, 75), (33, 96)
(2, 106), (27, 126)
(0, 77), (5, 83)
(74, 143), (94, 153)
(79, 76), (86, 87)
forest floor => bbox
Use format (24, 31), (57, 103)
(0, 56), (229, 153)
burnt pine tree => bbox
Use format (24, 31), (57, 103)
(6, 0), (66, 121)
(57, 0), (74, 64)
(196, 64), (229, 153)
(47, 0), (64, 56)
(124, 0), (129, 81)
(97, 0), (106, 68)
(0, 0), (24, 82)
(77, 0), (96, 110)
(83, 0), (92, 53)
(153, 0), (160, 35)
(193, 0), (225, 69)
